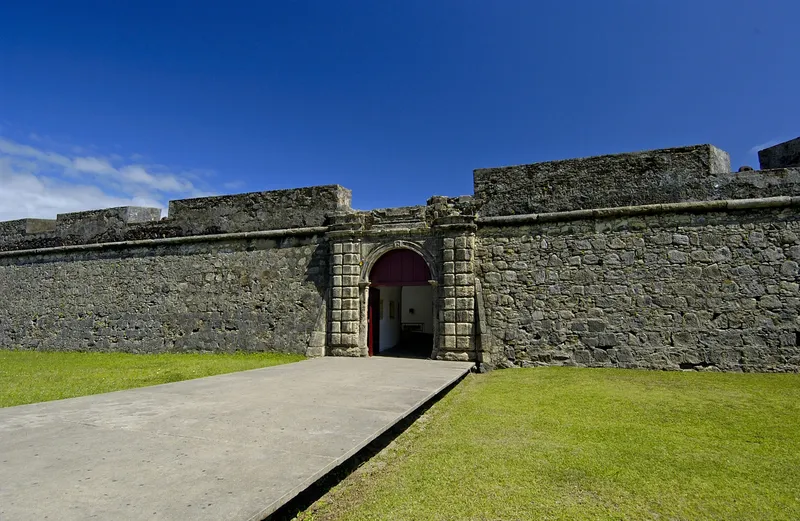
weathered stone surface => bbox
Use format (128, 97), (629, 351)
(168, 185), (352, 235)
(0, 186), (352, 252)
(476, 207), (800, 372)
(474, 145), (731, 216)
(56, 207), (162, 244)
(0, 218), (57, 251)
(759, 137), (800, 169)
(0, 208), (165, 251)
(0, 236), (328, 355)
(713, 167), (800, 200)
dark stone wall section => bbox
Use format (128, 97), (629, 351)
(0, 236), (328, 354)
(476, 209), (800, 372)
(759, 137), (800, 170)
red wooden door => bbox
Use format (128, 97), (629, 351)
(368, 288), (380, 356)
(370, 249), (431, 286)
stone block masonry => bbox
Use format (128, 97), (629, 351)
(477, 207), (800, 372)
(328, 240), (362, 354)
(0, 235), (328, 354)
(439, 232), (476, 361)
(0, 207), (162, 252)
(0, 187), (343, 356)
(1, 137), (800, 372)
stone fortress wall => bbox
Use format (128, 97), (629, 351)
(2, 137), (800, 371)
(0, 186), (349, 355)
(473, 141), (800, 371)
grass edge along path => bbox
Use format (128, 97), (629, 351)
(294, 367), (800, 521)
(0, 350), (304, 407)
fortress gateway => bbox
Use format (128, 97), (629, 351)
(2, 138), (800, 372)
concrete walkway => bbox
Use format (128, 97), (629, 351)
(0, 357), (473, 521)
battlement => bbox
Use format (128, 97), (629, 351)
(758, 137), (800, 169)
(473, 144), (732, 216)
(4, 140), (800, 252)
(56, 206), (163, 243)
(168, 184), (352, 235)
(0, 218), (57, 251)
(0, 185), (352, 252)
(472, 142), (800, 217)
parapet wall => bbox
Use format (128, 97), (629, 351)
(168, 185), (352, 235)
(0, 208), (164, 252)
(56, 206), (164, 244)
(0, 184), (351, 252)
(759, 137), (800, 170)
(474, 145), (732, 216)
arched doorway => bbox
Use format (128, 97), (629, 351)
(368, 248), (434, 358)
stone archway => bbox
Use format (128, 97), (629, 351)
(360, 240), (439, 286)
(359, 241), (439, 358)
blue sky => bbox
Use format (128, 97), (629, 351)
(1, 1), (798, 221)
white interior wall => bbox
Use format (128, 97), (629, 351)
(401, 286), (434, 334)
(378, 286), (401, 351)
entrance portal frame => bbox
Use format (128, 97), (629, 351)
(359, 240), (440, 359)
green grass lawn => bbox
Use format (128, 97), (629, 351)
(296, 367), (800, 521)
(0, 350), (304, 407)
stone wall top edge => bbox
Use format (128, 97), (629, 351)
(0, 184), (352, 252)
(166, 184), (351, 207)
(166, 184), (352, 236)
(0, 225), (329, 260)
(3, 142), (798, 251)
(472, 145), (800, 217)
(0, 218), (57, 235)
(758, 136), (800, 169)
(362, 205), (426, 214)
(54, 206), (163, 222)
(1, 184), (351, 226)
(472, 143), (725, 174)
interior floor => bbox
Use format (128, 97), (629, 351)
(375, 333), (433, 359)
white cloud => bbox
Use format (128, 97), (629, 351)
(0, 135), (210, 221)
(749, 139), (782, 155)
(119, 165), (192, 192)
(0, 138), (72, 169)
(72, 156), (116, 175)
(0, 170), (162, 221)
(223, 180), (245, 190)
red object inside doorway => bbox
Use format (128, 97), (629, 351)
(370, 249), (431, 286)
(368, 288), (380, 356)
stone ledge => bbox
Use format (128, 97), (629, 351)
(0, 226), (328, 259)
(476, 196), (800, 227)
